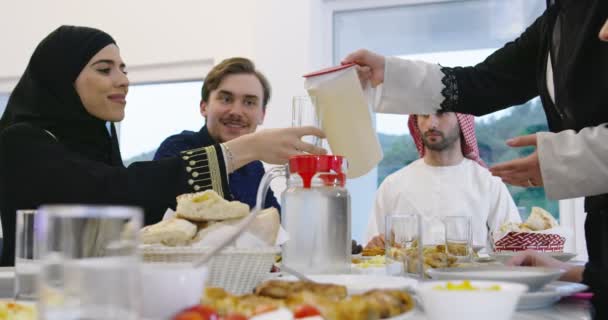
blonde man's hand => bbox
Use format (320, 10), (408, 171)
(225, 126), (327, 169)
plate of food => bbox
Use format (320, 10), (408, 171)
(173, 279), (417, 319)
(426, 266), (565, 292)
(0, 300), (36, 320)
(489, 251), (577, 263)
(281, 274), (418, 295)
(517, 281), (588, 310)
(351, 255), (403, 275)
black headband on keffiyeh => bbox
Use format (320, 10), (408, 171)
(0, 25), (123, 166)
(407, 113), (487, 168)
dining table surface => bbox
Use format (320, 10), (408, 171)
(0, 266), (593, 319)
(407, 299), (592, 320)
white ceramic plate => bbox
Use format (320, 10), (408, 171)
(517, 281), (588, 310)
(351, 261), (403, 276)
(489, 252), (577, 263)
(426, 266), (564, 292)
(282, 274), (418, 295)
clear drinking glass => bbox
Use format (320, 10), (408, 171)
(37, 205), (142, 320)
(385, 214), (423, 278)
(292, 95), (323, 148)
(443, 216), (472, 262)
(14, 209), (40, 301)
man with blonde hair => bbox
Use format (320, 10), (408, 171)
(155, 57), (279, 210)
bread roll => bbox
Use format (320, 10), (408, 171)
(140, 218), (197, 246)
(176, 190), (249, 221)
(498, 222), (522, 234)
(524, 206), (558, 231)
(194, 207), (281, 246)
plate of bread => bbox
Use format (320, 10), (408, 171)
(140, 190), (281, 248)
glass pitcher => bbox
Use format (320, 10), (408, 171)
(255, 154), (350, 274)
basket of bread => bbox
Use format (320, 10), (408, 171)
(140, 190), (282, 294)
(493, 207), (566, 252)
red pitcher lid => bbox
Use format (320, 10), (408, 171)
(302, 63), (356, 78)
(288, 155), (346, 188)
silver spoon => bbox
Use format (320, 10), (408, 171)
(281, 264), (316, 283)
(192, 170), (277, 268)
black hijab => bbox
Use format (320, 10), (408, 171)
(0, 25), (123, 166)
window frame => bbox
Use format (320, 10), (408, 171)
(320, 0), (586, 259)
(110, 59), (214, 139)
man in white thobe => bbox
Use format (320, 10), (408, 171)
(366, 112), (521, 249)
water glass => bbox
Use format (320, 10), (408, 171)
(292, 95), (323, 148)
(14, 209), (40, 301)
(385, 214), (422, 278)
(443, 216), (472, 262)
(37, 205), (142, 320)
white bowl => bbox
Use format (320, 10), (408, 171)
(141, 263), (208, 320)
(426, 266), (564, 292)
(418, 280), (527, 320)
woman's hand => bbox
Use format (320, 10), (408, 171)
(225, 126), (327, 169)
(506, 250), (583, 282)
(489, 134), (544, 188)
(342, 49), (386, 88)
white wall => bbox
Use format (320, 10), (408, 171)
(0, 0), (378, 242)
(0, 0), (328, 126)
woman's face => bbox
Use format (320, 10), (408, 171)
(75, 44), (129, 122)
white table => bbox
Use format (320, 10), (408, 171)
(407, 299), (591, 319)
(0, 267), (592, 319)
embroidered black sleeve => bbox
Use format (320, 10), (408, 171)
(179, 144), (231, 199)
(439, 66), (460, 112)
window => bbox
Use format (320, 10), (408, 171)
(119, 81), (204, 165)
(331, 0), (551, 242)
(0, 93), (9, 116)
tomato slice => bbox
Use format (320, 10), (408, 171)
(293, 305), (322, 318)
(173, 305), (219, 320)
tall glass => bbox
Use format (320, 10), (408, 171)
(385, 214), (423, 278)
(292, 95), (323, 148)
(443, 216), (472, 262)
(14, 209), (40, 300)
(37, 205), (142, 320)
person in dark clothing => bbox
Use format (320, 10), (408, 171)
(0, 26), (325, 266)
(343, 0), (608, 316)
(155, 58), (280, 210)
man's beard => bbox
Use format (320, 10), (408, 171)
(421, 128), (460, 151)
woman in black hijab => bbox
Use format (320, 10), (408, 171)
(0, 26), (325, 266)
(343, 0), (608, 315)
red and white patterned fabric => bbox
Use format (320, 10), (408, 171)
(407, 113), (487, 168)
(494, 232), (565, 252)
